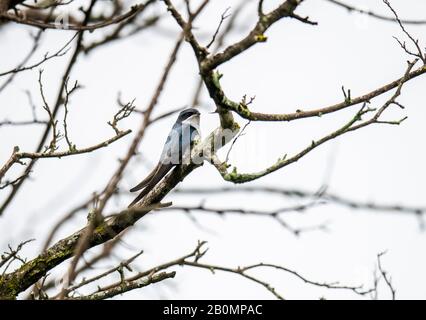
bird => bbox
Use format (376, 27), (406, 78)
(128, 108), (201, 207)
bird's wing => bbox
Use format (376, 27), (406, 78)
(129, 123), (179, 193)
(128, 162), (173, 207)
(159, 122), (184, 164)
(128, 123), (200, 207)
(128, 125), (180, 207)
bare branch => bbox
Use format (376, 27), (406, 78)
(0, 2), (151, 31)
(206, 64), (426, 122)
(183, 260), (372, 299)
(326, 0), (426, 25)
(66, 250), (144, 294)
(90, 241), (371, 300)
(0, 119), (47, 128)
(0, 32), (77, 77)
(108, 99), (136, 135)
(162, 0), (209, 60)
(83, 13), (161, 54)
(0, 130), (131, 182)
(0, 239), (34, 270)
(38, 70), (61, 153)
(383, 0), (426, 63)
(377, 251), (396, 300)
(191, 0), (249, 106)
(225, 120), (250, 163)
(163, 201), (327, 236)
(209, 60), (418, 183)
(58, 207), (104, 299)
(0, 0), (96, 216)
(200, 0), (306, 71)
(206, 7), (231, 49)
(62, 78), (80, 151)
(175, 186), (426, 217)
(72, 271), (176, 300)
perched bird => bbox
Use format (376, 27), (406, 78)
(128, 108), (201, 207)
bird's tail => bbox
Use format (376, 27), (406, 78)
(128, 163), (174, 208)
(129, 164), (160, 192)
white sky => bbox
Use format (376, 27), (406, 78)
(1, 0), (426, 299)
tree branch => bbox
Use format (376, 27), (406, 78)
(325, 0), (426, 25)
(0, 2), (151, 31)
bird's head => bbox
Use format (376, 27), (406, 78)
(177, 108), (200, 125)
